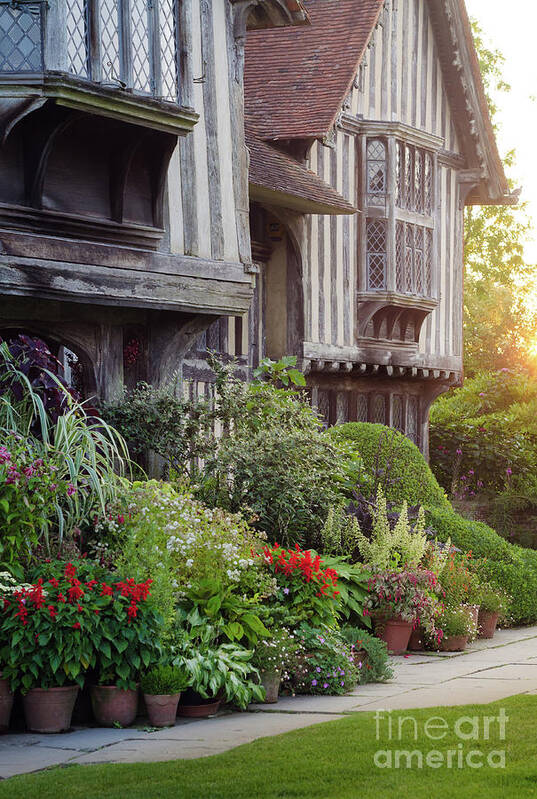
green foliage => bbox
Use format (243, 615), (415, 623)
(252, 628), (299, 674)
(170, 623), (264, 709)
(102, 380), (213, 477)
(319, 555), (371, 627)
(425, 506), (537, 624)
(463, 23), (537, 376)
(316, 505), (362, 558)
(293, 626), (358, 696)
(0, 561), (162, 693)
(329, 422), (448, 508)
(476, 582), (511, 617)
(439, 606), (475, 639)
(338, 628), (393, 684)
(253, 356), (306, 387)
(430, 371), (537, 497)
(101, 481), (267, 629)
(140, 664), (190, 696)
(353, 486), (428, 570)
(176, 578), (270, 647)
(0, 344), (128, 562)
(105, 358), (365, 548)
(261, 544), (340, 628)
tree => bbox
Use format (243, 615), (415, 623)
(463, 23), (537, 375)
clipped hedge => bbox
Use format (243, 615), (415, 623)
(329, 422), (449, 508)
(426, 506), (537, 625)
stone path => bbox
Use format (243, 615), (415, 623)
(2, 625), (537, 779)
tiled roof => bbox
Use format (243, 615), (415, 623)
(247, 132), (356, 215)
(245, 0), (384, 140)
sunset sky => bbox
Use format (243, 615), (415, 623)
(465, 0), (537, 264)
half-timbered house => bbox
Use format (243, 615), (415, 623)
(233, 0), (514, 455)
(0, 0), (308, 397)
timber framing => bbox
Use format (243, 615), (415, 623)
(0, 77), (199, 138)
(0, 231), (254, 316)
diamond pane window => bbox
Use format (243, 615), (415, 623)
(159, 0), (179, 102)
(396, 140), (404, 208)
(396, 221), (405, 292)
(424, 152), (433, 214)
(366, 219), (387, 290)
(0, 3), (43, 72)
(404, 144), (413, 210)
(336, 392), (349, 424)
(372, 394), (386, 424)
(405, 224), (414, 293)
(100, 0), (120, 83)
(414, 150), (423, 213)
(356, 394), (368, 422)
(425, 229), (433, 295)
(414, 227), (424, 294)
(392, 395), (404, 431)
(131, 0), (151, 93)
(367, 138), (387, 207)
(407, 397), (419, 444)
(66, 0), (88, 77)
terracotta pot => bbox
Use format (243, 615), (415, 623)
(478, 610), (499, 639)
(23, 686), (78, 733)
(144, 693), (181, 727)
(408, 627), (425, 651)
(0, 675), (14, 733)
(440, 635), (468, 652)
(177, 688), (221, 718)
(91, 685), (139, 727)
(260, 671), (281, 704)
(377, 618), (412, 655)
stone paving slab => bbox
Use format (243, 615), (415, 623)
(1, 625), (537, 779)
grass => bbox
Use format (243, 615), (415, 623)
(2, 695), (537, 798)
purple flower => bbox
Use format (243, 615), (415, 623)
(67, 483), (76, 496)
(323, 683), (329, 688)
(456, 448), (463, 455)
(318, 637), (325, 644)
(479, 392), (485, 397)
(341, 681), (345, 686)
(506, 468), (512, 476)
(311, 679), (317, 686)
(283, 588), (290, 595)
(316, 667), (321, 673)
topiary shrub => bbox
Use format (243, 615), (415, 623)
(329, 422), (449, 508)
(426, 505), (537, 625)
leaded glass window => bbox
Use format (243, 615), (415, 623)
(366, 139), (387, 207)
(407, 396), (419, 444)
(366, 219), (387, 290)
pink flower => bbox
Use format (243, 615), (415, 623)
(67, 483), (76, 496)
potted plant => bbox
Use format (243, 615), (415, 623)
(90, 576), (162, 727)
(140, 664), (190, 727)
(439, 607), (475, 651)
(0, 570), (92, 733)
(364, 570), (441, 655)
(252, 628), (298, 703)
(477, 584), (510, 639)
(172, 624), (265, 717)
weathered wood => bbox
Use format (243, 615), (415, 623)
(0, 256), (254, 315)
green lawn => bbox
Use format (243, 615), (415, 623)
(2, 695), (537, 799)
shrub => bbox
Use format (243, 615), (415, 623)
(95, 481), (267, 628)
(140, 665), (190, 695)
(439, 606), (476, 639)
(426, 506), (537, 624)
(338, 628), (393, 684)
(329, 422), (448, 508)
